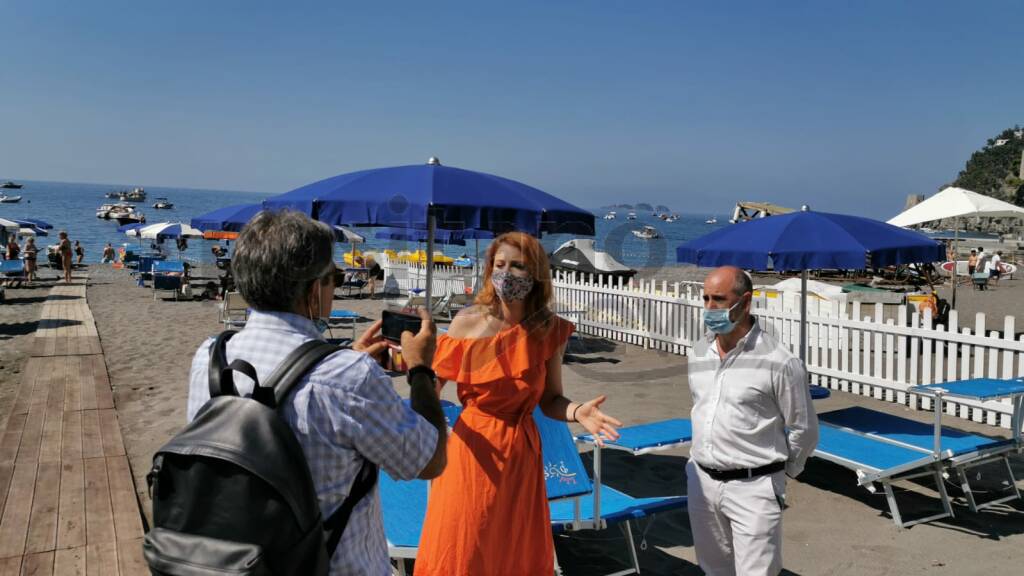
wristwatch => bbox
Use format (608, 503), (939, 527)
(407, 365), (436, 384)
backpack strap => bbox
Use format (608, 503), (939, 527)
(259, 340), (340, 408)
(324, 457), (378, 556)
(209, 331), (247, 398)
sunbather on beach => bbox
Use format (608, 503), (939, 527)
(184, 210), (448, 574)
(414, 231), (621, 576)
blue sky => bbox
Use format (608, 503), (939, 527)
(1, 1), (1021, 218)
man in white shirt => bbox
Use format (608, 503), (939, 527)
(987, 250), (1004, 285)
(686, 266), (819, 576)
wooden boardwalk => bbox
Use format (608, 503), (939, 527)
(0, 282), (146, 574)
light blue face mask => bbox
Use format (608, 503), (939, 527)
(704, 299), (743, 334)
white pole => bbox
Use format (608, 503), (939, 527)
(951, 217), (960, 309)
(800, 269), (808, 364)
(425, 213), (435, 307)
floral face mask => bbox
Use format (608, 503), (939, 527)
(491, 270), (534, 301)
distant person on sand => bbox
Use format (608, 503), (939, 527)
(74, 240), (85, 265)
(687, 266), (818, 576)
(58, 231), (73, 283)
(6, 236), (20, 260)
(988, 250), (1005, 286)
(364, 254), (384, 298)
(184, 210), (447, 574)
(414, 232), (621, 576)
(968, 249), (978, 275)
(24, 238), (38, 281)
(102, 243), (116, 263)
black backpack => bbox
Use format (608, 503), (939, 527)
(143, 332), (378, 575)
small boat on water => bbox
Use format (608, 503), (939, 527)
(114, 210), (146, 225)
(119, 187), (146, 201)
(626, 211), (637, 220)
(152, 197), (174, 209)
(603, 211), (617, 220)
(705, 217), (718, 224)
(0, 194), (22, 203)
(1, 181), (22, 189)
(665, 214), (679, 222)
(631, 225), (660, 239)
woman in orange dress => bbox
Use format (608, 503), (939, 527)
(414, 232), (621, 576)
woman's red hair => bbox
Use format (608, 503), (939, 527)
(475, 232), (554, 332)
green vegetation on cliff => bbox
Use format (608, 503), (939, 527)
(951, 126), (1024, 206)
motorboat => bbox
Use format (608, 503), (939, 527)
(0, 194), (22, 203)
(665, 214), (679, 222)
(153, 197), (174, 209)
(631, 225), (660, 239)
(603, 211), (617, 220)
(105, 191), (123, 198)
(705, 217), (718, 224)
(626, 211), (637, 220)
(1, 181), (22, 189)
(549, 238), (636, 282)
(114, 209), (146, 225)
(97, 203), (135, 219)
(119, 187), (146, 201)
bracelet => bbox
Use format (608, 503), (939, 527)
(407, 365), (436, 385)
(571, 403), (581, 423)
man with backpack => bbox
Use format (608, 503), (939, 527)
(146, 210), (447, 575)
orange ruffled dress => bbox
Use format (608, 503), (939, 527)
(414, 317), (574, 576)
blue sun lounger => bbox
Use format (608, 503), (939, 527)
(380, 407), (688, 576)
(152, 260), (186, 300)
(822, 404), (1021, 514)
(813, 422), (954, 528)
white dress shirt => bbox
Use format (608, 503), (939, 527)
(688, 320), (819, 478)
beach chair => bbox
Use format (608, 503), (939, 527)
(380, 407), (688, 576)
(152, 260), (186, 300)
(1, 259), (27, 288)
(813, 422), (954, 529)
(219, 291), (250, 328)
(327, 309), (360, 341)
(820, 406), (1020, 515)
(135, 255), (167, 282)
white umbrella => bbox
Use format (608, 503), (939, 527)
(17, 227), (41, 237)
(887, 186), (1024, 227)
(0, 218), (19, 232)
(887, 187), (1024, 306)
(138, 222), (205, 240)
(333, 225), (366, 267)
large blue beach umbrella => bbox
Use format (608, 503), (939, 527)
(14, 218), (53, 230)
(190, 203), (262, 232)
(263, 157), (593, 302)
(677, 207), (945, 362)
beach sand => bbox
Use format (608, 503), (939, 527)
(34, 264), (1019, 575)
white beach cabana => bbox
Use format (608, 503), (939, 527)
(887, 186), (1024, 305)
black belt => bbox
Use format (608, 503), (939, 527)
(698, 461), (785, 481)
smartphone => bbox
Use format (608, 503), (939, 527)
(381, 309), (422, 343)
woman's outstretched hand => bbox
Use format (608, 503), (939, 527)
(575, 395), (622, 447)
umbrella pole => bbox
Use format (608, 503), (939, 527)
(425, 214), (435, 309)
(800, 269), (808, 364)
(951, 218), (960, 309)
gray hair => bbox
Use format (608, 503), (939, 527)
(232, 210), (335, 312)
(732, 269), (753, 297)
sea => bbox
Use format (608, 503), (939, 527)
(0, 179), (728, 268)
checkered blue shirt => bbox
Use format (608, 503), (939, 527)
(187, 310), (437, 575)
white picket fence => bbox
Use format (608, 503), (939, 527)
(380, 262), (1022, 429)
(550, 270), (1023, 429)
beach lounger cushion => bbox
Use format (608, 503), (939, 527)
(819, 406), (1013, 458)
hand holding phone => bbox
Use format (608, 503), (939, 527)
(383, 308), (435, 371)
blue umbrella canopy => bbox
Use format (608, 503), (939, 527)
(676, 209), (945, 271)
(191, 203), (263, 232)
(14, 218), (53, 230)
(262, 158), (594, 237)
(374, 227), (495, 246)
